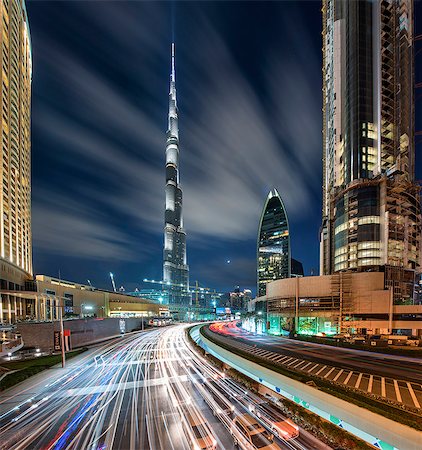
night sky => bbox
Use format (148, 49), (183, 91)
(27, 1), (422, 295)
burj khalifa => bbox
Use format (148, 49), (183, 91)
(163, 44), (189, 305)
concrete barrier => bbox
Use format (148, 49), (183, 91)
(192, 326), (422, 450)
(17, 317), (144, 351)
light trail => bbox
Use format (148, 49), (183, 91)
(0, 325), (330, 450)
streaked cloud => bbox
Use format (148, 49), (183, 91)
(29, 2), (321, 286)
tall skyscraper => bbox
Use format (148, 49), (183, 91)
(163, 44), (189, 305)
(320, 0), (421, 303)
(0, 0), (32, 323)
(257, 189), (291, 297)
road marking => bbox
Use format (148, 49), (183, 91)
(343, 371), (353, 385)
(381, 377), (386, 397)
(355, 373), (363, 389)
(287, 359), (299, 366)
(407, 383), (421, 409)
(315, 365), (327, 376)
(292, 360), (307, 369)
(368, 375), (373, 393)
(333, 369), (344, 382)
(324, 367), (336, 379)
(274, 355), (289, 363)
(393, 379), (402, 403)
(308, 364), (320, 373)
(300, 362), (312, 371)
(283, 358), (294, 365)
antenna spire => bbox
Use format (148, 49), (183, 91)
(171, 42), (175, 83)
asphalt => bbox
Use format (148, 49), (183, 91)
(208, 322), (422, 410)
(0, 325), (330, 450)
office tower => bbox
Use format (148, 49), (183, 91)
(257, 189), (291, 297)
(291, 258), (304, 277)
(0, 0), (32, 323)
(320, 0), (421, 303)
(163, 44), (189, 305)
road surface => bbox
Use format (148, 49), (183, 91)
(208, 322), (422, 409)
(0, 325), (329, 450)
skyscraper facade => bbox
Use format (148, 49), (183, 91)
(257, 189), (290, 297)
(320, 0), (421, 303)
(163, 44), (189, 305)
(0, 0), (33, 323)
(0, 0), (32, 276)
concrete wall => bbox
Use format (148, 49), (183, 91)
(17, 317), (144, 351)
(266, 272), (386, 300)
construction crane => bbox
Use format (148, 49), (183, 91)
(142, 278), (223, 307)
(109, 272), (117, 292)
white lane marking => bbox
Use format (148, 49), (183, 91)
(333, 369), (344, 382)
(368, 375), (373, 393)
(343, 371), (353, 385)
(274, 355), (289, 362)
(355, 373), (363, 389)
(393, 379), (402, 403)
(308, 364), (320, 373)
(300, 362), (313, 371)
(287, 359), (299, 366)
(407, 383), (421, 409)
(315, 365), (327, 376)
(291, 360), (306, 369)
(381, 377), (386, 397)
(283, 357), (294, 365)
(324, 367), (336, 379)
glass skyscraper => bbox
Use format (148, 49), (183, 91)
(320, 0), (421, 304)
(257, 189), (291, 297)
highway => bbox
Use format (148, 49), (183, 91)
(208, 322), (422, 409)
(209, 322), (422, 382)
(0, 325), (329, 450)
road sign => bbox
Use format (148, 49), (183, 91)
(53, 331), (61, 351)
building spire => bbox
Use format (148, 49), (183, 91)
(171, 42), (175, 84)
(168, 43), (178, 136)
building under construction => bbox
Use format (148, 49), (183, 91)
(320, 0), (421, 304)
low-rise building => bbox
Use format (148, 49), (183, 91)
(246, 271), (422, 337)
(0, 275), (168, 324)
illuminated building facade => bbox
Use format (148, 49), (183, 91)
(257, 189), (290, 297)
(0, 1), (33, 323)
(163, 44), (189, 305)
(320, 0), (421, 305)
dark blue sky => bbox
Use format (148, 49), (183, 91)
(27, 1), (421, 295)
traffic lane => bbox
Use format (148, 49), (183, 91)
(181, 328), (330, 450)
(0, 331), (180, 450)
(225, 331), (422, 383)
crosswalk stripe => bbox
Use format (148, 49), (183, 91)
(308, 364), (320, 373)
(381, 377), (386, 397)
(300, 362), (312, 371)
(333, 369), (344, 382)
(343, 371), (353, 385)
(315, 365), (327, 376)
(393, 379), (402, 403)
(292, 360), (306, 369)
(287, 358), (299, 366)
(407, 383), (421, 409)
(355, 373), (363, 389)
(324, 367), (336, 378)
(368, 375), (373, 393)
